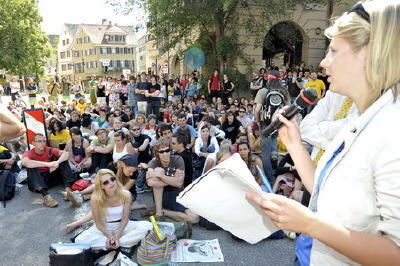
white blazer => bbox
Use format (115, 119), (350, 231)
(309, 90), (400, 265)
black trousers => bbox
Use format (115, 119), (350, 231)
(91, 152), (112, 172)
(27, 161), (77, 192)
(146, 101), (160, 119)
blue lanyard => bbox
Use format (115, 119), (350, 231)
(310, 142), (345, 212)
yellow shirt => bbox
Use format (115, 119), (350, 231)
(306, 79), (326, 99)
(50, 129), (71, 145)
(76, 103), (86, 114)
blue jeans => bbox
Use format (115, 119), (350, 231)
(260, 134), (275, 186)
(136, 170), (146, 188)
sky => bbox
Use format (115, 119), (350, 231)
(38, 0), (146, 36)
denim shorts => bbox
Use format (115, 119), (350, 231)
(162, 189), (186, 212)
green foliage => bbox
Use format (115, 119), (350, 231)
(0, 0), (51, 77)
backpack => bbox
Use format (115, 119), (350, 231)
(260, 89), (286, 125)
(0, 170), (16, 207)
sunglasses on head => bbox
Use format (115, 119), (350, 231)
(158, 148), (170, 154)
(348, 2), (370, 23)
(102, 176), (116, 186)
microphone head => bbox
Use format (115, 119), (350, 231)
(296, 88), (318, 108)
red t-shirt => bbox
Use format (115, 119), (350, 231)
(180, 79), (189, 91)
(163, 113), (171, 123)
(23, 146), (61, 173)
(209, 76), (220, 91)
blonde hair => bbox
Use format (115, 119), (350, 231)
(325, 0), (400, 107)
(92, 169), (129, 220)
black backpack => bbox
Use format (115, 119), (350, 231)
(260, 88), (286, 125)
(0, 170), (16, 207)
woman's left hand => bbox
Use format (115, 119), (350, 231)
(246, 192), (316, 235)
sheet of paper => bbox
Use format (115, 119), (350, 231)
(177, 153), (278, 244)
(171, 239), (224, 263)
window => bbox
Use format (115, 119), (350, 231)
(116, 47), (120, 54)
(61, 64), (67, 71)
(66, 39), (69, 45)
(60, 52), (66, 59)
(111, 48), (116, 54)
(67, 50), (70, 57)
(117, 60), (121, 67)
(62, 40), (66, 46)
(67, 64), (72, 70)
(107, 47), (112, 54)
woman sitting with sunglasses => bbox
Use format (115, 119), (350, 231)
(75, 169), (151, 250)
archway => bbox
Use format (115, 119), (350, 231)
(263, 22), (304, 67)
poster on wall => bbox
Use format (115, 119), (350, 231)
(22, 108), (48, 149)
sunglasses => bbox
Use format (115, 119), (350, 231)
(132, 128), (140, 131)
(158, 148), (170, 154)
(102, 176), (116, 186)
(239, 110), (246, 113)
(348, 2), (370, 23)
(103, 176), (117, 186)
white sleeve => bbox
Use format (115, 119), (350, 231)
(299, 91), (347, 150)
(194, 138), (201, 156)
(212, 137), (220, 153)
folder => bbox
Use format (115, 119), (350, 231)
(177, 153), (278, 244)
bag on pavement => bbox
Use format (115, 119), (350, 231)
(49, 243), (93, 266)
(71, 179), (91, 191)
(0, 170), (16, 207)
(136, 230), (176, 265)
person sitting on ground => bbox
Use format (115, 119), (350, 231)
(247, 122), (262, 155)
(111, 130), (135, 164)
(101, 112), (115, 130)
(121, 106), (134, 127)
(66, 111), (81, 129)
(231, 132), (249, 153)
(145, 139), (199, 223)
(196, 115), (225, 140)
(87, 128), (114, 171)
(0, 144), (20, 173)
(158, 123), (173, 141)
(49, 119), (71, 150)
(129, 122), (152, 194)
(64, 154), (148, 233)
(108, 117), (129, 138)
(171, 133), (193, 187)
(173, 113), (197, 150)
(221, 111), (244, 143)
(75, 169), (152, 250)
(202, 139), (232, 174)
(142, 114), (158, 146)
(237, 141), (263, 184)
(65, 127), (92, 173)
(194, 125), (220, 172)
(237, 106), (252, 129)
(22, 133), (79, 208)
(94, 107), (108, 128)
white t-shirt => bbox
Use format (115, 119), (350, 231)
(10, 82), (20, 94)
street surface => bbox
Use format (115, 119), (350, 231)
(1, 185), (295, 266)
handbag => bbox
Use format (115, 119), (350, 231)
(49, 243), (93, 266)
(136, 230), (176, 265)
(71, 179), (91, 191)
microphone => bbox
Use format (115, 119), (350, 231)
(262, 88), (318, 137)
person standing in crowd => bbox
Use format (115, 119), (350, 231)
(306, 70), (327, 100)
(127, 76), (138, 116)
(145, 75), (161, 117)
(222, 74), (235, 105)
(96, 80), (107, 106)
(47, 77), (60, 102)
(88, 75), (98, 105)
(250, 71), (263, 98)
(9, 76), (21, 104)
(25, 78), (38, 108)
(22, 133), (78, 208)
(135, 72), (149, 115)
(208, 69), (221, 99)
(248, 1), (400, 264)
(60, 77), (72, 103)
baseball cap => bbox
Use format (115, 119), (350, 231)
(119, 154), (138, 167)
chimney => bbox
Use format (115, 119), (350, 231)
(102, 19), (107, 25)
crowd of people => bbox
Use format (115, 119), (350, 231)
(1, 65), (325, 246)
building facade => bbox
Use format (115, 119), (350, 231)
(58, 20), (137, 82)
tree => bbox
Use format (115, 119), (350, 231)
(0, 0), (51, 77)
(108, 0), (336, 74)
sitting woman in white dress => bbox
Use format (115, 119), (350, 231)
(75, 169), (151, 250)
